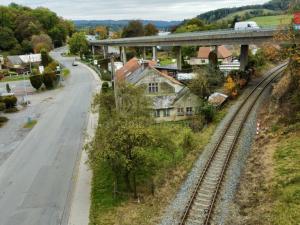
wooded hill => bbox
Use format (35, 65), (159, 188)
(197, 0), (291, 22)
(0, 3), (75, 55)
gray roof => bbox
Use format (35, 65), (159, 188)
(153, 95), (176, 109)
(7, 56), (23, 65)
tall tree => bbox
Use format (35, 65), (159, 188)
(31, 34), (53, 53)
(122, 20), (144, 38)
(68, 32), (89, 58)
(144, 23), (159, 36)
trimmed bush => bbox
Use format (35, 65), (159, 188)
(200, 102), (216, 123)
(30, 75), (43, 90)
(1, 95), (17, 109)
(0, 102), (5, 111)
(102, 82), (109, 93)
(48, 61), (59, 71)
(0, 116), (8, 123)
(43, 67), (56, 89)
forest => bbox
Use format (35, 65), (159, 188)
(0, 3), (75, 55)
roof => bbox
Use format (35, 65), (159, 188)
(7, 54), (41, 65)
(153, 95), (177, 109)
(116, 57), (141, 81)
(116, 58), (182, 86)
(7, 56), (23, 65)
(197, 45), (232, 59)
(208, 92), (228, 106)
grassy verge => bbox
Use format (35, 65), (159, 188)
(0, 116), (9, 127)
(23, 119), (37, 129)
(90, 107), (228, 225)
(270, 131), (300, 224)
(1, 75), (29, 82)
(62, 68), (70, 78)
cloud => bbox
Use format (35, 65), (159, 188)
(1, 0), (270, 20)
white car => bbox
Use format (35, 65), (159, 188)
(234, 21), (260, 30)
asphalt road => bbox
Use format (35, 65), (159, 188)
(0, 48), (96, 225)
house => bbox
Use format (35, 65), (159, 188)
(188, 45), (233, 66)
(116, 58), (202, 122)
(6, 54), (41, 73)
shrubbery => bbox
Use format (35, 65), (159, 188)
(43, 67), (57, 89)
(0, 95), (17, 109)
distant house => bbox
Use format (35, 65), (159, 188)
(6, 54), (41, 73)
(116, 58), (201, 122)
(188, 45), (233, 66)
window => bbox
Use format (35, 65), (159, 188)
(149, 83), (158, 93)
(177, 108), (184, 116)
(154, 109), (160, 118)
(186, 107), (193, 116)
(163, 109), (170, 117)
(201, 59), (206, 64)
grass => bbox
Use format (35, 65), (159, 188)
(62, 68), (70, 78)
(270, 132), (300, 225)
(159, 58), (175, 66)
(1, 75), (30, 82)
(249, 14), (293, 27)
(23, 119), (37, 129)
(89, 107), (228, 225)
(217, 9), (276, 22)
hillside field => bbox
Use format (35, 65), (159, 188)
(249, 14), (293, 27)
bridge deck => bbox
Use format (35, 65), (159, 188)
(89, 28), (285, 47)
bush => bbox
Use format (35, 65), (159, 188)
(101, 70), (112, 81)
(1, 95), (17, 109)
(30, 75), (43, 90)
(0, 102), (5, 111)
(200, 102), (216, 123)
(0, 70), (9, 79)
(102, 82), (109, 92)
(43, 67), (56, 89)
(48, 61), (59, 71)
(0, 116), (8, 123)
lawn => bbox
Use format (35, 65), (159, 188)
(218, 9), (276, 22)
(249, 14), (293, 27)
(270, 131), (300, 225)
(1, 75), (29, 82)
(89, 107), (228, 225)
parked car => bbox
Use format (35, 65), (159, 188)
(234, 21), (260, 30)
(72, 61), (78, 66)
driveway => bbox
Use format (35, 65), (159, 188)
(0, 47), (97, 225)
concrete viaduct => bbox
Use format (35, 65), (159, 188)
(89, 28), (285, 71)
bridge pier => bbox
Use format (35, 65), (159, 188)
(175, 46), (182, 71)
(143, 47), (147, 60)
(121, 46), (127, 64)
(91, 45), (95, 58)
(240, 45), (249, 71)
(152, 46), (157, 61)
(103, 46), (109, 59)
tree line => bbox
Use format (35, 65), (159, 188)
(0, 3), (75, 55)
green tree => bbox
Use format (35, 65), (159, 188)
(43, 66), (56, 89)
(188, 70), (211, 98)
(31, 34), (53, 53)
(144, 23), (158, 36)
(68, 32), (89, 58)
(0, 27), (17, 50)
(91, 82), (158, 198)
(122, 20), (145, 38)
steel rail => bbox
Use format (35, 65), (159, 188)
(179, 62), (288, 225)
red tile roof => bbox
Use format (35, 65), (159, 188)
(116, 57), (140, 81)
(116, 58), (182, 85)
(197, 45), (232, 59)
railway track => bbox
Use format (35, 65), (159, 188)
(179, 62), (288, 225)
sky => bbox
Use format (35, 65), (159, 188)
(1, 0), (270, 20)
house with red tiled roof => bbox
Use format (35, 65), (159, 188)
(116, 58), (201, 122)
(188, 45), (233, 66)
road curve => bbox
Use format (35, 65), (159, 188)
(0, 48), (96, 225)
